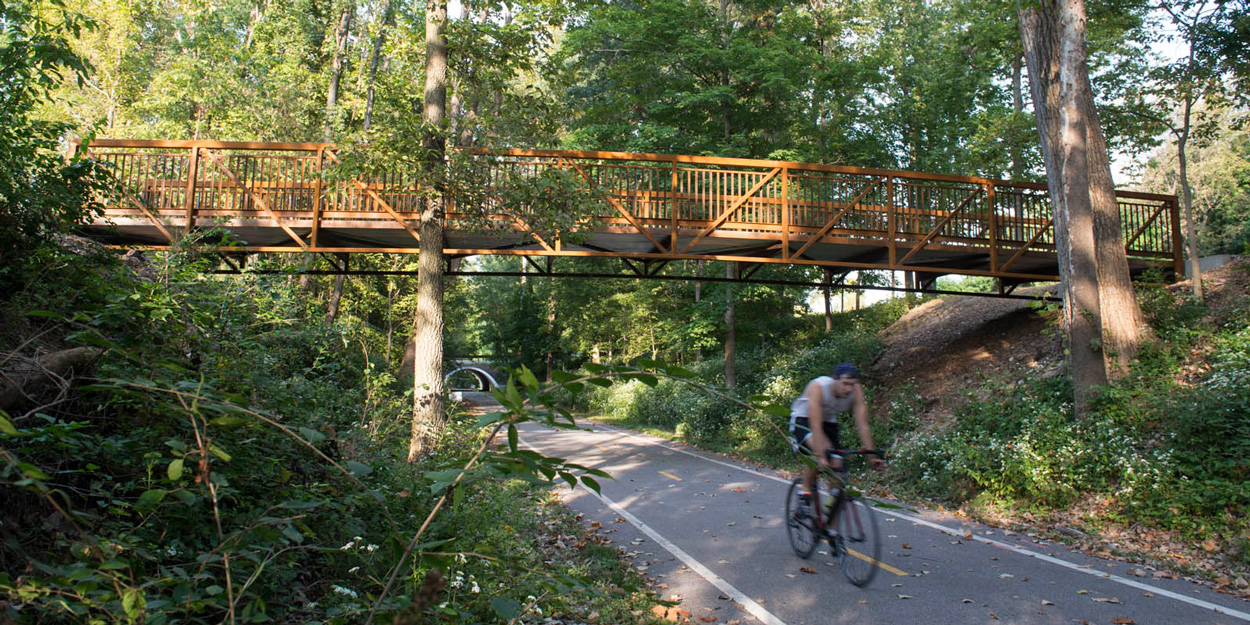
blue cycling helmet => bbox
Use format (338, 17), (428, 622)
(833, 362), (860, 379)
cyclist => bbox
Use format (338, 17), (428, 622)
(789, 362), (885, 519)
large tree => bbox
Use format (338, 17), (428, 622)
(1020, 0), (1106, 413)
(409, 0), (449, 462)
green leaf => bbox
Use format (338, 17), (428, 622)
(663, 365), (697, 379)
(207, 444), (232, 462)
(138, 489), (167, 506)
(584, 363), (609, 374)
(25, 310), (62, 319)
(477, 411), (505, 427)
(298, 427), (326, 444)
(0, 413), (17, 436)
(581, 476), (601, 494)
(99, 559), (128, 570)
(490, 596), (523, 619)
(17, 462), (49, 481)
(586, 378), (612, 388)
(281, 525), (304, 544)
(551, 370), (580, 384)
(167, 459), (184, 481)
(517, 366), (540, 391)
(206, 585), (224, 596)
(211, 416), (248, 428)
(636, 374), (658, 387)
(508, 425), (518, 452)
(345, 461), (372, 477)
(761, 404), (791, 417)
(122, 588), (146, 619)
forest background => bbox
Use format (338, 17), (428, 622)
(2, 0), (1250, 623)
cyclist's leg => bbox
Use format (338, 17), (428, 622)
(790, 418), (818, 495)
(824, 422), (843, 471)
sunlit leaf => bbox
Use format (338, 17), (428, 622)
(490, 597), (523, 619)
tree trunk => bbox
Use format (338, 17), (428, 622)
(823, 270), (832, 333)
(325, 5), (353, 141)
(1178, 98), (1203, 300)
(363, 0), (395, 130)
(1080, 73), (1153, 376)
(695, 259), (704, 303)
(1021, 1), (1106, 417)
(408, 0), (448, 464)
(1010, 54), (1026, 181)
(1057, 0), (1107, 412)
(723, 262), (736, 390)
(326, 255), (348, 323)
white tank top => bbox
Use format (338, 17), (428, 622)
(790, 376), (854, 423)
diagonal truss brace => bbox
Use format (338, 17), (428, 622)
(201, 149), (307, 249)
(897, 185), (984, 266)
(679, 167), (781, 254)
(791, 177), (886, 260)
(323, 151), (421, 243)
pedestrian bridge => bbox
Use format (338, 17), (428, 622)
(75, 139), (1181, 289)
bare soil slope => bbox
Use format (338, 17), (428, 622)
(871, 285), (1063, 420)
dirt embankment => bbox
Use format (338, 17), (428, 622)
(871, 285), (1063, 420)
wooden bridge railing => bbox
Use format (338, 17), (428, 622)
(76, 139), (1182, 281)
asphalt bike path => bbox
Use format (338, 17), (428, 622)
(516, 419), (1250, 625)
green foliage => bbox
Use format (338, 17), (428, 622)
(0, 237), (666, 623)
(0, 0), (107, 286)
(576, 299), (898, 459)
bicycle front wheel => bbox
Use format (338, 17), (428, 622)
(785, 479), (819, 558)
(834, 496), (881, 587)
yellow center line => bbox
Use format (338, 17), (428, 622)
(593, 444), (609, 450)
(658, 471), (683, 482)
(846, 548), (908, 576)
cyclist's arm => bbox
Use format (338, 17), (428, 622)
(850, 384), (885, 469)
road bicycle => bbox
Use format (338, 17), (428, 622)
(785, 449), (884, 587)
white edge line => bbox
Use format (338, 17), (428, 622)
(584, 422), (1250, 622)
(520, 440), (789, 625)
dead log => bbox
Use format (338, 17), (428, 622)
(0, 347), (103, 412)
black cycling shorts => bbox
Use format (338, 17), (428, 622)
(790, 418), (840, 456)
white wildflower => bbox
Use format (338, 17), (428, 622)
(332, 585), (358, 598)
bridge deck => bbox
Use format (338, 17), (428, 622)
(76, 140), (1181, 283)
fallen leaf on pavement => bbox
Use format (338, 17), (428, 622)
(1042, 600), (1054, 606)
(897, 595), (913, 600)
(1142, 592), (1154, 598)
(1112, 619), (1135, 624)
(698, 617), (717, 623)
(1092, 597), (1122, 604)
(800, 567), (818, 574)
(902, 543), (912, 549)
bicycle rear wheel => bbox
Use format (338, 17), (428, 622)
(785, 479), (819, 558)
(833, 495), (881, 587)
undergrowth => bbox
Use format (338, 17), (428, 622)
(0, 242), (659, 624)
